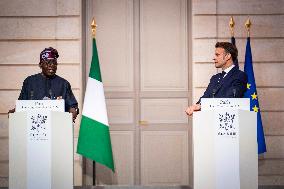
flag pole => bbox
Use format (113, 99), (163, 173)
(229, 16), (239, 69)
(229, 16), (235, 37)
(245, 17), (251, 37)
(91, 18), (97, 186)
(91, 18), (97, 38)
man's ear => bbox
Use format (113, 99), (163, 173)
(225, 53), (231, 61)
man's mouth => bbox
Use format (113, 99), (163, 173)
(48, 69), (55, 73)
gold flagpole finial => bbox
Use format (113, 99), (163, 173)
(229, 16), (235, 37)
(91, 18), (97, 38)
(245, 18), (252, 37)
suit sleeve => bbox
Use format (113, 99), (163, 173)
(64, 81), (79, 111)
(18, 78), (29, 100)
(196, 76), (215, 104)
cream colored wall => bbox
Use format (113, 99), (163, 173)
(192, 0), (284, 185)
(0, 0), (82, 187)
(0, 0), (283, 187)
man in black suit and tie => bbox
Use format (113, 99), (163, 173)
(185, 42), (247, 116)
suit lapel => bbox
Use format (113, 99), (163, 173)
(214, 66), (238, 94)
(223, 66), (237, 80)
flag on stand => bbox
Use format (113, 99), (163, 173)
(231, 36), (239, 69)
(243, 37), (267, 154)
(77, 38), (115, 171)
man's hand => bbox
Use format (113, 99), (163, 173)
(69, 107), (78, 123)
(8, 108), (15, 117)
(185, 104), (201, 116)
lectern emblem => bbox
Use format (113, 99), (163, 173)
(217, 112), (237, 137)
(29, 113), (48, 140)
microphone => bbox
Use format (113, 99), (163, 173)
(30, 90), (34, 100)
(212, 89), (216, 98)
(233, 88), (236, 98)
(49, 89), (53, 100)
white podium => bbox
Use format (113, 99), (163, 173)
(9, 100), (73, 189)
(193, 98), (258, 189)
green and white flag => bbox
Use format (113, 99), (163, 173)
(77, 38), (115, 171)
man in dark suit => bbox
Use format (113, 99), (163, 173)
(8, 47), (79, 122)
(185, 42), (247, 116)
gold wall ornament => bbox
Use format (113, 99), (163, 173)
(229, 16), (235, 37)
(91, 18), (97, 38)
(245, 18), (252, 37)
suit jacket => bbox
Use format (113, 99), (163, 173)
(197, 66), (248, 104)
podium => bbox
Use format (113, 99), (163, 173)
(193, 98), (258, 189)
(9, 100), (73, 189)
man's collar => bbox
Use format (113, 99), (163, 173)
(223, 64), (235, 74)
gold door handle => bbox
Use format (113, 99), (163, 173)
(139, 120), (148, 126)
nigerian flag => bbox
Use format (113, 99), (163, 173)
(77, 38), (115, 171)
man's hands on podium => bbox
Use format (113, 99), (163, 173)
(69, 107), (78, 123)
(8, 108), (15, 114)
(8, 108), (15, 117)
(185, 104), (201, 116)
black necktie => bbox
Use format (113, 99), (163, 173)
(221, 71), (226, 78)
(217, 71), (226, 83)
